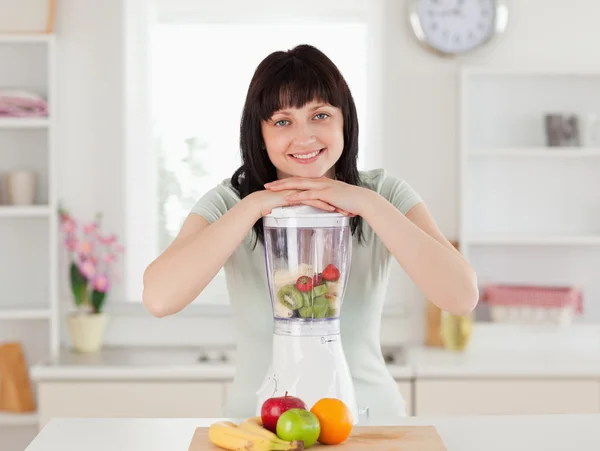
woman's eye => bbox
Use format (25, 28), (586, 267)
(314, 113), (329, 120)
(274, 120), (289, 127)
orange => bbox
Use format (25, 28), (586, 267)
(309, 398), (353, 445)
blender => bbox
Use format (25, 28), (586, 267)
(255, 205), (359, 424)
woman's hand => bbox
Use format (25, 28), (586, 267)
(247, 188), (338, 219)
(263, 177), (371, 216)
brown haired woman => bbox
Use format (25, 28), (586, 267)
(142, 44), (478, 423)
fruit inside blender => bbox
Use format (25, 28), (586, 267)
(273, 262), (343, 319)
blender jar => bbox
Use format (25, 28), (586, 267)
(263, 205), (352, 321)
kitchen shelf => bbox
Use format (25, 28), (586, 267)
(465, 234), (600, 246)
(0, 118), (50, 129)
(0, 27), (58, 448)
(0, 206), (51, 217)
(0, 307), (51, 320)
(459, 67), (600, 323)
(468, 147), (600, 158)
(0, 411), (38, 426)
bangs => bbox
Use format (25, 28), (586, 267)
(256, 57), (344, 121)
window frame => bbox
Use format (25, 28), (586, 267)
(117, 0), (386, 317)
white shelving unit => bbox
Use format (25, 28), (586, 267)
(0, 33), (58, 432)
(459, 67), (600, 321)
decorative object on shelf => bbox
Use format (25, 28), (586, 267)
(0, 342), (36, 413)
(5, 170), (36, 205)
(0, 89), (48, 117)
(0, 0), (55, 34)
(544, 113), (580, 147)
(408, 0), (508, 57)
(481, 284), (583, 327)
(425, 299), (444, 347)
(59, 205), (125, 353)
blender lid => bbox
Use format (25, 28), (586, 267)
(263, 205), (349, 228)
(266, 205), (345, 218)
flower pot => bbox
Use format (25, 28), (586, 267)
(66, 312), (107, 353)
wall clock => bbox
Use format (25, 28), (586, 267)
(409, 0), (509, 56)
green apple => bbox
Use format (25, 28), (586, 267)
(276, 408), (321, 448)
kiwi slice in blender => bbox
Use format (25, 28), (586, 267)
(298, 305), (313, 318)
(277, 284), (304, 310)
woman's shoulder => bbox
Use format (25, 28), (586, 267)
(214, 177), (242, 200)
(358, 168), (412, 194)
(190, 177), (241, 223)
(359, 168), (422, 215)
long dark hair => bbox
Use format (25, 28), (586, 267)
(231, 44), (364, 247)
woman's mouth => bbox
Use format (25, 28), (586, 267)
(289, 148), (325, 163)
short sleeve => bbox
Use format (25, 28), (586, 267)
(190, 179), (241, 223)
(361, 169), (422, 215)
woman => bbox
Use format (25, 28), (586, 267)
(142, 44), (478, 422)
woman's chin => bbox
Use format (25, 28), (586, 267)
(283, 163), (333, 179)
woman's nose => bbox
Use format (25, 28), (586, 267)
(292, 123), (317, 146)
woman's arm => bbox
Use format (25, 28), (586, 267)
(142, 188), (327, 318)
(142, 197), (261, 318)
(360, 192), (479, 316)
(264, 176), (479, 316)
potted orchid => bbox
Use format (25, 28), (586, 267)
(59, 205), (124, 352)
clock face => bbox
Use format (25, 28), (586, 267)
(410, 0), (505, 55)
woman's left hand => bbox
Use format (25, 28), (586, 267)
(264, 177), (371, 217)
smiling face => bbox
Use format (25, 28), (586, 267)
(261, 100), (344, 180)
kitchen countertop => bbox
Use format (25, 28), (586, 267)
(30, 345), (413, 380)
(30, 324), (600, 381)
(24, 414), (600, 451)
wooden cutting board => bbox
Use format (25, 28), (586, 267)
(189, 425), (447, 450)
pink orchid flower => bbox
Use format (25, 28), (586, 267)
(61, 218), (76, 234)
(96, 232), (117, 246)
(102, 253), (116, 264)
(65, 237), (78, 252)
(79, 258), (96, 280)
(93, 273), (110, 293)
(78, 240), (94, 256)
(83, 222), (97, 235)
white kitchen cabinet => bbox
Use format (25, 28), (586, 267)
(37, 382), (227, 429)
(414, 378), (600, 416)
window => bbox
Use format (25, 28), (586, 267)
(125, 15), (370, 305)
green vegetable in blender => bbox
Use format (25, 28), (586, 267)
(312, 284), (328, 297)
(298, 305), (313, 318)
(312, 295), (329, 318)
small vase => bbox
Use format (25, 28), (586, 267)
(66, 312), (107, 353)
(440, 311), (473, 351)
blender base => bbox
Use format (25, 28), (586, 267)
(256, 324), (359, 424)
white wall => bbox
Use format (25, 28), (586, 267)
(54, 0), (600, 348)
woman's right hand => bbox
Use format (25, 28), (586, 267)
(247, 189), (337, 218)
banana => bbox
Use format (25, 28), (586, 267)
(273, 270), (297, 288)
(208, 420), (304, 451)
(274, 302), (294, 318)
(238, 417), (287, 444)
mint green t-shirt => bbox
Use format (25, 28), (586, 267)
(191, 168), (422, 423)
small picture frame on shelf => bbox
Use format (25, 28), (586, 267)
(0, 0), (55, 34)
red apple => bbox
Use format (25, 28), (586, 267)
(261, 392), (307, 433)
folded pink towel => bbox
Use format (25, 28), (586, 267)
(0, 90), (48, 117)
